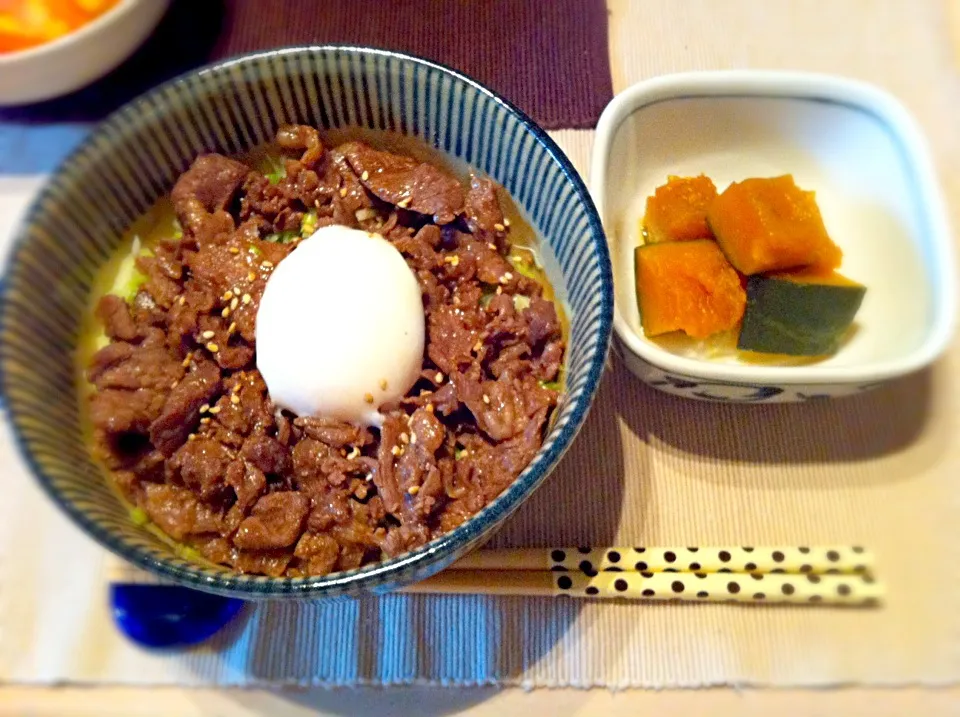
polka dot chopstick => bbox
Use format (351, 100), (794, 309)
(452, 546), (874, 576)
(399, 546), (883, 605)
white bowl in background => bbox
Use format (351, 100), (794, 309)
(590, 70), (957, 402)
(0, 0), (170, 106)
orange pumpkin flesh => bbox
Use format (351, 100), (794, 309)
(707, 175), (842, 275)
(643, 175), (718, 244)
(634, 240), (746, 339)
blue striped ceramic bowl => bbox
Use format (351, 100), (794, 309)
(0, 47), (613, 599)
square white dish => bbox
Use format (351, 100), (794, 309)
(590, 70), (957, 402)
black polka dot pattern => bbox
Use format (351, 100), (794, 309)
(541, 546), (879, 604)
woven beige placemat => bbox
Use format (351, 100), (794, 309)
(512, 0), (960, 685)
(1, 0), (959, 689)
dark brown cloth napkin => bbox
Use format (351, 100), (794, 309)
(1, 0), (612, 130)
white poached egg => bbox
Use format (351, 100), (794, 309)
(256, 225), (425, 427)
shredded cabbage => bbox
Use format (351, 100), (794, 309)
(110, 235), (148, 301)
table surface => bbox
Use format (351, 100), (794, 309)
(5, 0), (960, 712)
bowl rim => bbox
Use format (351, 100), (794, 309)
(0, 44), (614, 598)
(590, 69), (957, 386)
(0, 0), (153, 65)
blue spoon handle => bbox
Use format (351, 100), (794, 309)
(110, 583), (245, 649)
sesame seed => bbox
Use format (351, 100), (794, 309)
(435, 371), (444, 383)
(397, 197), (411, 208)
(232, 286), (240, 295)
(339, 187), (348, 197)
(223, 291), (233, 301)
(400, 432), (409, 444)
(407, 485), (420, 496)
(261, 260), (274, 269)
(503, 217), (511, 227)
(501, 272), (513, 283)
(494, 223), (505, 232)
(487, 243), (497, 251)
(188, 434), (196, 441)
(347, 446), (360, 460)
(200, 404), (209, 413)
(200, 417), (210, 424)
(247, 271), (256, 282)
(361, 170), (369, 181)
(379, 378), (388, 390)
(170, 381), (178, 389)
(425, 403), (434, 413)
(496, 286), (502, 295)
(177, 296), (186, 305)
(231, 394), (240, 405)
(221, 307), (231, 318)
(443, 255), (460, 267)
(230, 297), (239, 310)
(229, 246), (240, 254)
(483, 394), (491, 404)
(364, 392), (374, 404)
(206, 342), (219, 352)
(202, 330), (215, 339)
(181, 353), (192, 368)
(391, 445), (401, 456)
(242, 293), (252, 305)
(209, 406), (221, 415)
(410, 433), (417, 445)
(473, 341), (483, 352)
(228, 321), (237, 333)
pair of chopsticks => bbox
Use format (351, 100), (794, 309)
(401, 546), (883, 606)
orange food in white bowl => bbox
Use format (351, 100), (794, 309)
(0, 0), (121, 54)
(0, 0), (168, 105)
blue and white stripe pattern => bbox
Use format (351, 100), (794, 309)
(0, 47), (613, 598)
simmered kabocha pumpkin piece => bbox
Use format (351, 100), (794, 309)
(737, 269), (866, 356)
(634, 240), (746, 339)
(643, 174), (718, 244)
(707, 175), (842, 275)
